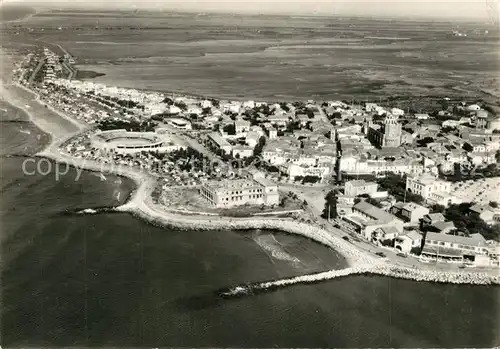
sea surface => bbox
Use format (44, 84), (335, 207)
(1, 100), (499, 347)
(2, 10), (499, 101)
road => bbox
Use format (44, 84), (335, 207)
(28, 57), (47, 85)
(162, 126), (219, 162)
(61, 61), (76, 80)
(316, 103), (330, 123)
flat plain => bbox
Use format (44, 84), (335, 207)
(3, 9), (499, 102)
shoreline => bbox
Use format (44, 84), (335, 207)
(2, 64), (499, 287)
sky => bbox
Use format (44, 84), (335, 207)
(2, 0), (498, 20)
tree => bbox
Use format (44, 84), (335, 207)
(489, 201), (498, 208)
(253, 136), (266, 157)
(222, 124), (235, 135)
(416, 137), (434, 147)
(302, 175), (321, 184)
(331, 112), (342, 119)
(410, 246), (422, 255)
(279, 197), (287, 208)
(430, 204), (445, 213)
(322, 190), (338, 220)
(463, 143), (474, 152)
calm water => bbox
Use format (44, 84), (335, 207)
(4, 11), (498, 101)
(0, 101), (499, 347)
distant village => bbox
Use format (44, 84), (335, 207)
(12, 46), (500, 269)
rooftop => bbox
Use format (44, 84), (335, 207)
(353, 201), (397, 224)
(425, 231), (486, 247)
(402, 202), (428, 212)
(425, 213), (446, 222)
(204, 179), (259, 191)
(208, 132), (231, 147)
(254, 176), (278, 188)
(346, 179), (377, 188)
(431, 221), (456, 231)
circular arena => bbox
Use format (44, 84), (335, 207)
(91, 129), (182, 154)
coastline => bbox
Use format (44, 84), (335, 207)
(2, 60), (499, 287)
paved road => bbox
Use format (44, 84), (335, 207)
(28, 58), (47, 85)
(316, 103), (330, 123)
(61, 61), (76, 80)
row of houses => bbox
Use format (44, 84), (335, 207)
(336, 200), (499, 267)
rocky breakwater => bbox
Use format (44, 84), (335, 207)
(220, 264), (377, 298)
(221, 262), (500, 297)
(370, 264), (500, 285)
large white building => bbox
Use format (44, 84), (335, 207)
(200, 177), (279, 208)
(344, 180), (378, 197)
(421, 232), (489, 265)
(90, 129), (185, 154)
(405, 173), (456, 206)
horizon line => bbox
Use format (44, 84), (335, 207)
(1, 2), (493, 24)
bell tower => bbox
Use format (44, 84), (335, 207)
(383, 114), (402, 147)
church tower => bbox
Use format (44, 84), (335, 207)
(383, 114), (402, 147)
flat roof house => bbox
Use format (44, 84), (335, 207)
(422, 231), (488, 263)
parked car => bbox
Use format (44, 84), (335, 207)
(375, 252), (386, 257)
(396, 253), (407, 258)
(342, 236), (350, 242)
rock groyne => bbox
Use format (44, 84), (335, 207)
(220, 263), (500, 297)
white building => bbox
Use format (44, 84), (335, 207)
(405, 173), (453, 204)
(421, 232), (488, 264)
(90, 129), (185, 155)
(344, 180), (378, 197)
(282, 163), (331, 180)
(232, 145), (254, 159)
(235, 118), (251, 135)
(394, 230), (423, 253)
(200, 177), (279, 208)
(167, 118), (192, 130)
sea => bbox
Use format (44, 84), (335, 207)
(2, 10), (499, 102)
(1, 101), (499, 347)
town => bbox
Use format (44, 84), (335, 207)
(12, 45), (500, 270)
